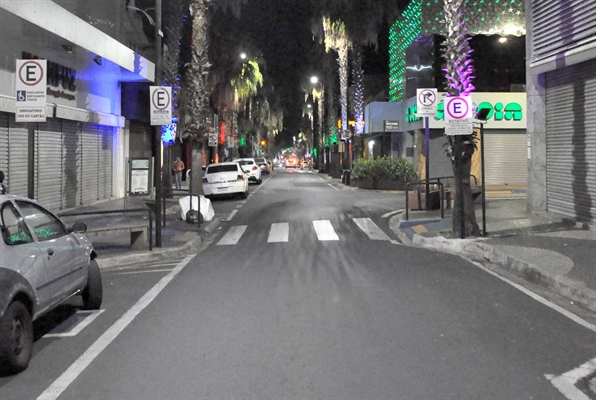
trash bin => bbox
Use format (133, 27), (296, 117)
(345, 170), (351, 186)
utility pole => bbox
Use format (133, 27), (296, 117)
(154, 0), (163, 247)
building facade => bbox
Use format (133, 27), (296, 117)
(0, 1), (154, 212)
(526, 0), (596, 223)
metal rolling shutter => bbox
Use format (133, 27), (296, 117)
(81, 123), (100, 205)
(0, 114), (8, 177)
(532, 0), (596, 61)
(7, 115), (29, 197)
(36, 119), (63, 211)
(546, 60), (596, 222)
(429, 133), (453, 179)
(62, 121), (81, 209)
(484, 132), (527, 185)
(97, 125), (113, 200)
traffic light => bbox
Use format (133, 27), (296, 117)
(260, 139), (267, 147)
(239, 136), (246, 146)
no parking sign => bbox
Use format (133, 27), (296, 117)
(444, 95), (473, 135)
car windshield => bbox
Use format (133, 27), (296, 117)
(207, 165), (238, 173)
(237, 160), (253, 166)
(255, 158), (266, 163)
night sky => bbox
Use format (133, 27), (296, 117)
(210, 0), (390, 145)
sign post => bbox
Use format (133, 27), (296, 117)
(416, 89), (438, 210)
(150, 85), (171, 246)
(443, 95), (473, 238)
(16, 59), (47, 122)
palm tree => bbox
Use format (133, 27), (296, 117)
(442, 0), (480, 237)
(322, 17), (350, 135)
(181, 0), (246, 196)
(161, 0), (188, 197)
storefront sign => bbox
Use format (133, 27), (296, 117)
(406, 92), (526, 129)
(384, 120), (400, 132)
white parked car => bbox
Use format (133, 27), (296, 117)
(234, 158), (262, 184)
(202, 162), (249, 199)
(254, 157), (270, 174)
(0, 195), (101, 375)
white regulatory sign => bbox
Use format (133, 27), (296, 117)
(416, 88), (438, 117)
(16, 59), (47, 122)
(150, 86), (172, 126)
(444, 95), (473, 135)
(209, 132), (218, 147)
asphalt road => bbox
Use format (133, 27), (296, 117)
(1, 168), (595, 399)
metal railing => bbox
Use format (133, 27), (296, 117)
(405, 180), (445, 221)
(58, 208), (154, 250)
(404, 175), (479, 221)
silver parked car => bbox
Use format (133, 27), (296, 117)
(0, 195), (101, 375)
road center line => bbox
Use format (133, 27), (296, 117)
(36, 255), (195, 400)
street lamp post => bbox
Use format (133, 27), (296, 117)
(153, 0), (163, 246)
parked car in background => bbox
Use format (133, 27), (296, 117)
(202, 162), (249, 199)
(234, 158), (262, 184)
(0, 195), (102, 375)
(254, 157), (270, 174)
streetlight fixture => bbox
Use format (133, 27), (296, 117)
(240, 52), (247, 60)
(310, 76), (318, 84)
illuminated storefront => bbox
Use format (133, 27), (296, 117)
(0, 1), (154, 211)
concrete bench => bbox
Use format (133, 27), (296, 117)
(84, 224), (149, 250)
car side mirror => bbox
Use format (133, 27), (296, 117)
(71, 222), (87, 233)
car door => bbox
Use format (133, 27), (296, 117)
(15, 200), (86, 303)
(0, 201), (52, 315)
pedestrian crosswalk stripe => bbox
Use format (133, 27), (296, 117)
(217, 225), (247, 245)
(353, 218), (391, 241)
(313, 220), (339, 241)
(268, 222), (289, 243)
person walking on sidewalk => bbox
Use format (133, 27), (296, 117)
(0, 171), (8, 194)
(172, 157), (185, 190)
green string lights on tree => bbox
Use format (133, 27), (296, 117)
(389, 0), (525, 102)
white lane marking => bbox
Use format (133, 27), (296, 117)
(37, 255), (195, 400)
(353, 218), (391, 241)
(222, 209), (238, 222)
(327, 183), (340, 190)
(44, 310), (104, 338)
(469, 260), (596, 333)
(313, 220), (339, 241)
(382, 209), (403, 219)
(268, 222), (289, 243)
(216, 225), (247, 245)
(116, 268), (175, 275)
(546, 357), (596, 400)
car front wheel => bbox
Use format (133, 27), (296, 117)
(82, 260), (103, 310)
(0, 301), (33, 375)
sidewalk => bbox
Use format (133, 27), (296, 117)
(58, 185), (217, 270)
(388, 189), (596, 315)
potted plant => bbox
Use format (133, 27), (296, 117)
(351, 156), (417, 190)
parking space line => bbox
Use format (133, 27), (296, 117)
(37, 255), (195, 400)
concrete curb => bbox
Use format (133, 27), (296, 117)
(96, 218), (220, 270)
